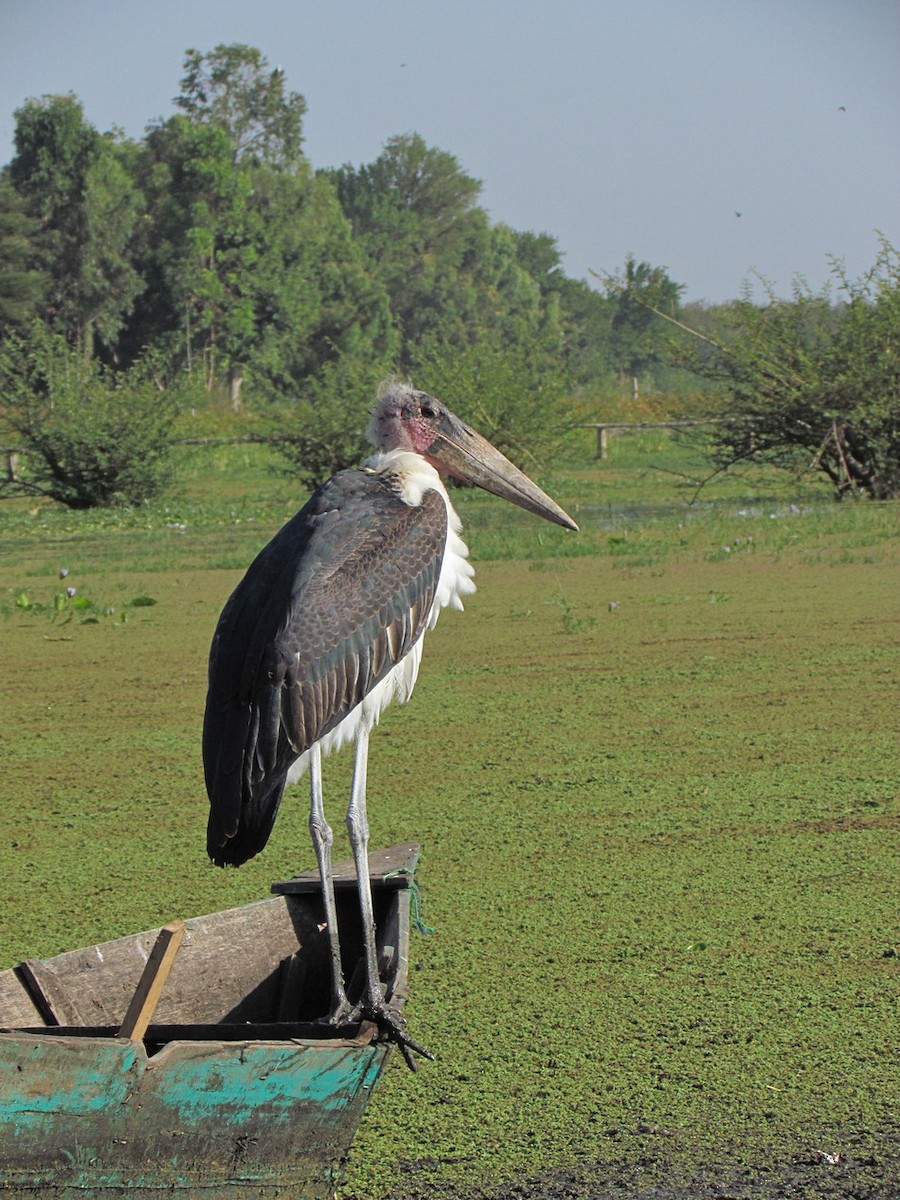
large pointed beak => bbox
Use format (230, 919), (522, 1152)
(425, 411), (579, 531)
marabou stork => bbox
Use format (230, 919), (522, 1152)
(203, 383), (577, 1065)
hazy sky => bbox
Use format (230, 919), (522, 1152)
(1, 0), (897, 303)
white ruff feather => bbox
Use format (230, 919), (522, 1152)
(287, 451), (475, 784)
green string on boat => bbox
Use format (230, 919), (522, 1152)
(383, 870), (435, 936)
(409, 878), (435, 936)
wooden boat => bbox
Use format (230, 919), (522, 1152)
(0, 842), (421, 1199)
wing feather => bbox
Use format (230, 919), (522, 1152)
(204, 468), (448, 865)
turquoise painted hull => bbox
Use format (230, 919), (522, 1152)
(0, 1033), (387, 1197)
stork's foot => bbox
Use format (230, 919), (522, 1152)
(320, 994), (356, 1029)
(317, 994), (431, 1070)
(360, 995), (434, 1072)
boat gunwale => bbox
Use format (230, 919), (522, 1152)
(0, 842), (420, 1046)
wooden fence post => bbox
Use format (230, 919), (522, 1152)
(583, 417), (753, 461)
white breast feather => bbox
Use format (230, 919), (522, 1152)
(286, 450), (475, 784)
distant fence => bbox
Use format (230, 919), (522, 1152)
(4, 425), (755, 481)
(581, 418), (753, 459)
(0, 435), (297, 483)
(172, 435), (295, 446)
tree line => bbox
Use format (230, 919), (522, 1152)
(0, 43), (896, 505)
(0, 42), (682, 394)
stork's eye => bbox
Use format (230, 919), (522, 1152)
(420, 403), (437, 419)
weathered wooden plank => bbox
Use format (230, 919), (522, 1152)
(118, 920), (186, 1041)
(17, 957), (84, 1024)
(0, 969), (43, 1028)
(0, 1020), (372, 1043)
(1, 896), (312, 1029)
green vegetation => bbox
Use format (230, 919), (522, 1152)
(1, 437), (897, 1198)
(0, 327), (188, 508)
(667, 238), (900, 500)
(3, 41), (896, 510)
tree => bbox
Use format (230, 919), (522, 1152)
(247, 168), (396, 400)
(326, 134), (489, 354)
(513, 230), (567, 290)
(8, 95), (143, 357)
(0, 176), (47, 327)
(674, 239), (900, 499)
(328, 134), (574, 393)
(554, 276), (617, 389)
(127, 47), (394, 407)
(601, 255), (685, 392)
(513, 230), (616, 387)
(138, 114), (259, 396)
(134, 113), (394, 406)
(176, 44), (306, 168)
(470, 224), (561, 351)
(820, 245), (900, 497)
(328, 133), (483, 266)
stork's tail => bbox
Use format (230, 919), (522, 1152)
(206, 767), (289, 867)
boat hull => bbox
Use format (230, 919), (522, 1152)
(0, 843), (420, 1198)
(0, 1032), (386, 1197)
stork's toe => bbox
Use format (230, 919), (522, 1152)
(362, 997), (434, 1071)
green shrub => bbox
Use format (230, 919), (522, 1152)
(677, 238), (900, 499)
(0, 327), (181, 508)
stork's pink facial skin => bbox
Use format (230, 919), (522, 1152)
(370, 386), (578, 532)
(369, 389), (444, 454)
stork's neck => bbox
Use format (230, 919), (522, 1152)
(363, 448), (448, 510)
(364, 447), (476, 621)
(364, 445), (467, 542)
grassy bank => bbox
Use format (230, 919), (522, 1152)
(1, 432), (897, 1198)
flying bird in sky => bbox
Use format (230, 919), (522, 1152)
(203, 382), (578, 1063)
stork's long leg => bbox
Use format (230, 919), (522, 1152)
(346, 729), (433, 1068)
(308, 742), (353, 1024)
(345, 728), (381, 1009)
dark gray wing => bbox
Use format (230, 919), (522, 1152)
(204, 467), (448, 865)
